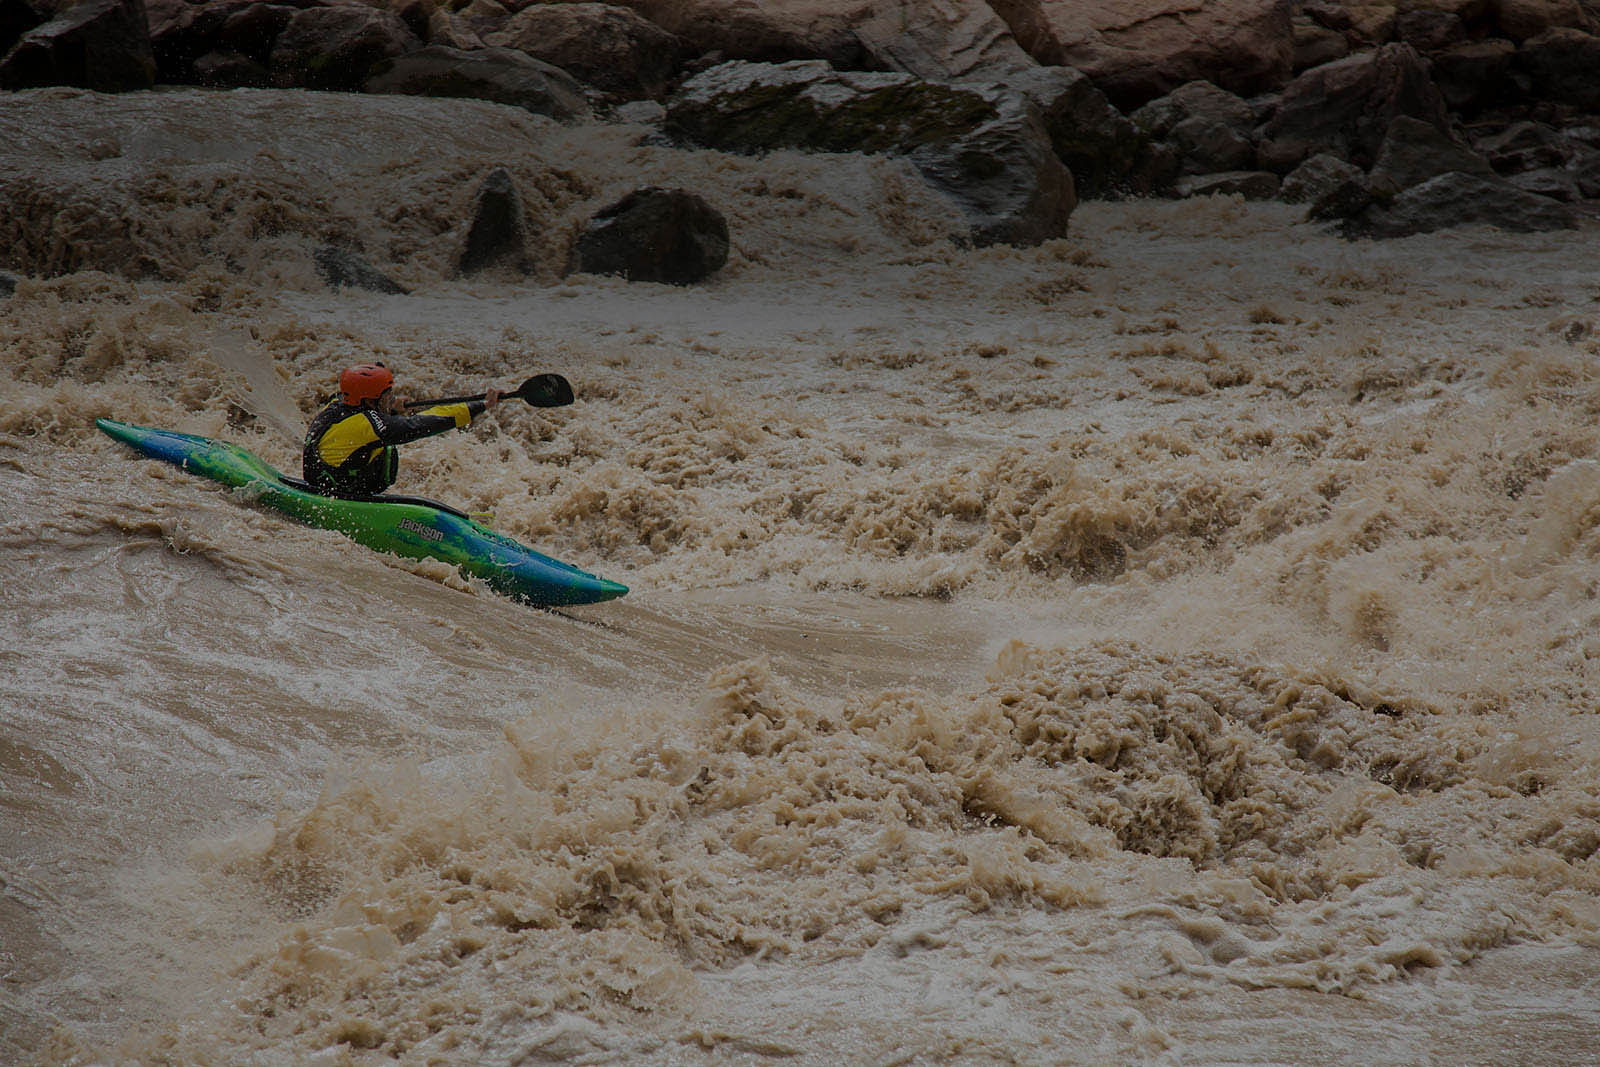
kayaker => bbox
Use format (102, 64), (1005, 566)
(303, 362), (500, 498)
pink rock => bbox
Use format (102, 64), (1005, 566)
(984, 0), (1294, 107)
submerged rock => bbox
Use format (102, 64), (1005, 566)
(458, 166), (528, 276)
(1340, 171), (1581, 238)
(665, 60), (1073, 246)
(313, 245), (409, 295)
(1175, 170), (1280, 199)
(0, 268), (16, 298)
(0, 0), (155, 92)
(572, 186), (728, 285)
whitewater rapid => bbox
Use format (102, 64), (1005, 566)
(4, 87), (1600, 1065)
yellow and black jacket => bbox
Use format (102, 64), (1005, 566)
(302, 399), (482, 498)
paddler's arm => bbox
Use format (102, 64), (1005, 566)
(374, 389), (500, 445)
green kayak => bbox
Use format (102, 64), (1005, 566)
(96, 418), (628, 607)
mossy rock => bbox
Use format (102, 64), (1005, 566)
(667, 62), (997, 157)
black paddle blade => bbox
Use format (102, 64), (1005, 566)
(513, 373), (574, 407)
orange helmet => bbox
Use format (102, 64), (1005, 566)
(340, 362), (393, 406)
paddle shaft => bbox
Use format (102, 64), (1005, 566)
(409, 373), (573, 409)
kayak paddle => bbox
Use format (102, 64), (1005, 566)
(411, 373), (575, 409)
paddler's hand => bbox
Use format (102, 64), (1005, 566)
(390, 393), (411, 414)
(484, 387), (501, 411)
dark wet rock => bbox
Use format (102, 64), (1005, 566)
(1292, 14), (1350, 70)
(1132, 80), (1256, 140)
(855, 0), (1035, 82)
(1280, 152), (1364, 204)
(458, 167), (528, 276)
(1516, 28), (1600, 111)
(665, 60), (1074, 247)
(1494, 0), (1593, 41)
(1340, 170), (1581, 237)
(1395, 8), (1466, 52)
(1474, 119), (1575, 172)
(1430, 39), (1519, 114)
(1257, 43), (1451, 172)
(572, 186), (728, 285)
(211, 2), (297, 63)
(1, 0), (45, 58)
(1508, 165), (1582, 200)
(193, 48), (269, 88)
(1174, 170), (1280, 199)
(0, 0), (155, 91)
(455, 0), (511, 37)
(0, 269), (16, 298)
(1307, 170), (1375, 221)
(1133, 81), (1258, 176)
(1000, 65), (1167, 198)
(1300, 0), (1397, 47)
(391, 0), (430, 42)
(365, 45), (591, 122)
(146, 0), (318, 84)
(484, 2), (680, 101)
(313, 245), (410, 295)
(1573, 150), (1600, 196)
(1366, 115), (1494, 196)
(598, 0), (870, 71)
(989, 0), (1294, 109)
(424, 8), (485, 52)
(268, 4), (419, 91)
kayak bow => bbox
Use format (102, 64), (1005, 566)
(95, 419), (628, 607)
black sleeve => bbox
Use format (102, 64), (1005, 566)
(367, 408), (467, 447)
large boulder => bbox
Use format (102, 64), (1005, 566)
(572, 186), (729, 284)
(1257, 43), (1451, 172)
(146, 0), (322, 84)
(1430, 38), (1519, 113)
(484, 2), (681, 101)
(664, 60), (1074, 246)
(268, 3), (419, 90)
(1131, 80), (1258, 175)
(1280, 151), (1364, 203)
(365, 45), (592, 122)
(982, 0), (1295, 108)
(0, 0), (155, 91)
(854, 0), (1036, 81)
(1492, 0), (1592, 41)
(1341, 171), (1581, 237)
(1001, 65), (1169, 198)
(610, 0), (873, 68)
(1394, 7), (1467, 51)
(1516, 27), (1600, 110)
(1292, 13), (1351, 70)
(1, 0), (45, 58)
(424, 7), (486, 51)
(1366, 114), (1494, 195)
(1474, 119), (1576, 172)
